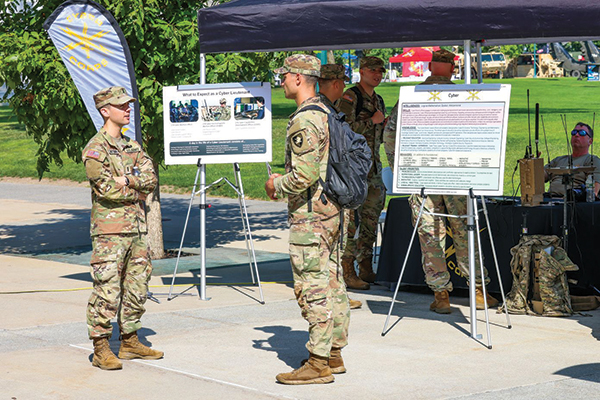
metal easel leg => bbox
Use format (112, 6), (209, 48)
(466, 191), (481, 342)
(233, 164), (255, 284)
(167, 161), (202, 300)
(480, 196), (512, 328)
(233, 163), (264, 304)
(199, 161), (209, 301)
(472, 193), (492, 349)
(382, 193), (427, 336)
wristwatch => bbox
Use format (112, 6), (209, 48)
(124, 176), (130, 187)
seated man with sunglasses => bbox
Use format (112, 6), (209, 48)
(544, 122), (600, 198)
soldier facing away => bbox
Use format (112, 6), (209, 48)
(336, 56), (387, 290)
(82, 86), (163, 370)
(265, 55), (350, 385)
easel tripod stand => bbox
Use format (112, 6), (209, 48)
(166, 158), (264, 304)
(381, 189), (512, 348)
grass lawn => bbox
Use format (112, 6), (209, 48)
(1, 77), (598, 200)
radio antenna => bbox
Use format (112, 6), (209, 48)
(561, 114), (572, 169)
(535, 103), (540, 158)
(541, 115), (551, 161)
(526, 90), (532, 158)
(592, 112), (596, 160)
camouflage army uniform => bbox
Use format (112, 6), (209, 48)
(382, 101), (399, 168)
(83, 128), (157, 339)
(217, 100), (231, 121)
(337, 83), (386, 267)
(383, 75), (491, 292)
(273, 96), (350, 358)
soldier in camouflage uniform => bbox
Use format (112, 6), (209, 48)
(82, 86), (163, 370)
(265, 55), (350, 385)
(382, 50), (498, 314)
(216, 97), (231, 121)
(318, 64), (362, 311)
(337, 56), (387, 290)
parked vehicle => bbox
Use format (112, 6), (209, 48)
(455, 52), (507, 79)
(506, 53), (564, 78)
(550, 42), (588, 78)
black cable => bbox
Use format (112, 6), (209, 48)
(511, 164), (520, 199)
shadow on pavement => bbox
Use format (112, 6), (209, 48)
(253, 325), (308, 368)
(0, 197), (288, 255)
(555, 363), (600, 383)
(0, 208), (90, 254)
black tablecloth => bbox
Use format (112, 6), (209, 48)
(377, 197), (600, 293)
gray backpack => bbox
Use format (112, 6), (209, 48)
(298, 104), (372, 209)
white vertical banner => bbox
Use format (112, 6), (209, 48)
(43, 0), (141, 142)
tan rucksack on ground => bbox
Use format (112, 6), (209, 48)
(506, 235), (578, 317)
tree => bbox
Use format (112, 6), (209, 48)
(0, 0), (242, 258)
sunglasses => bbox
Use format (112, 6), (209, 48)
(571, 129), (591, 137)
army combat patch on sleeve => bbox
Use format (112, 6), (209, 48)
(290, 129), (312, 155)
(86, 150), (100, 159)
(292, 132), (304, 148)
(343, 94), (354, 102)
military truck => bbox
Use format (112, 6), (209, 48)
(455, 52), (508, 79)
(506, 53), (564, 78)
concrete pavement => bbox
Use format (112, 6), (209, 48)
(1, 180), (600, 399)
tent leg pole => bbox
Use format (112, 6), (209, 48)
(200, 53), (206, 84)
(476, 41), (483, 83)
(464, 40), (471, 84)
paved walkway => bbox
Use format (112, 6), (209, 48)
(1, 180), (600, 399)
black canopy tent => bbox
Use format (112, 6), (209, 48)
(197, 0), (600, 54)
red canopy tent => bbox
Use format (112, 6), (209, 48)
(389, 46), (440, 63)
(389, 47), (440, 77)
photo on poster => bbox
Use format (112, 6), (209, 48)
(170, 99), (199, 123)
(234, 96), (265, 120)
(200, 97), (231, 122)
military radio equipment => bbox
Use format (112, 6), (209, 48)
(519, 94), (545, 206)
(201, 99), (214, 121)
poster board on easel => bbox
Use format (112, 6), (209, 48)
(163, 82), (272, 165)
(390, 84), (511, 196)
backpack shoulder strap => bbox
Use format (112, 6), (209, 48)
(348, 86), (364, 118)
(295, 103), (329, 115)
(376, 93), (385, 113)
(294, 103), (330, 206)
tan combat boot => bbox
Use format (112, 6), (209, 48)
(430, 290), (451, 314)
(349, 298), (362, 309)
(92, 337), (123, 370)
(118, 331), (164, 360)
(342, 257), (369, 290)
(329, 347), (346, 374)
(300, 347), (346, 374)
(278, 353), (334, 384)
(475, 287), (500, 310)
(358, 258), (377, 283)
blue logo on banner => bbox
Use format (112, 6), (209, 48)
(44, 1), (140, 142)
